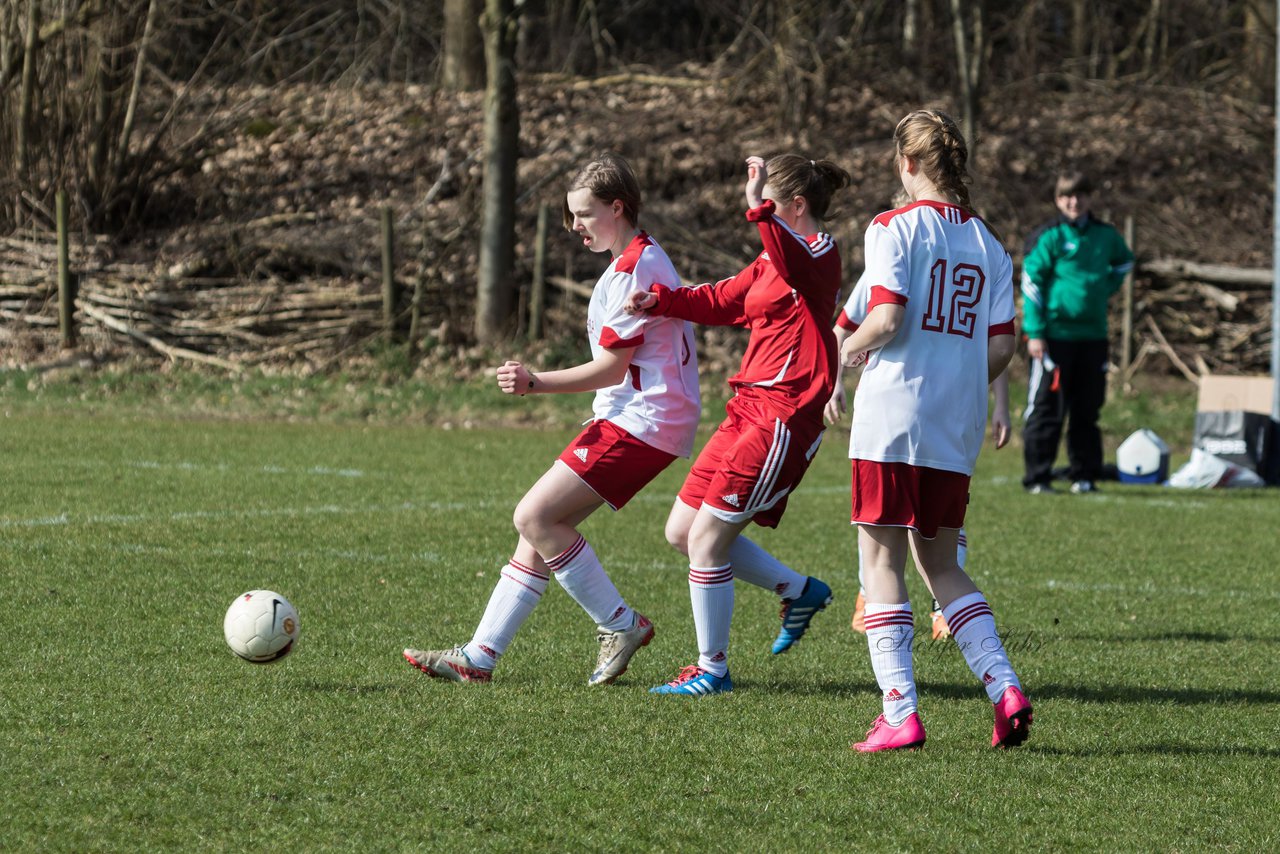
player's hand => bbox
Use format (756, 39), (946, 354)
(625, 291), (657, 315)
(990, 409), (1011, 449)
(1027, 338), (1046, 360)
(824, 386), (847, 425)
(496, 360), (533, 396)
(744, 155), (767, 209)
(840, 338), (868, 369)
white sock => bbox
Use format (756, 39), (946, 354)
(728, 537), (805, 599)
(943, 591), (1020, 702)
(466, 558), (549, 669)
(865, 602), (917, 725)
(548, 535), (633, 631)
(689, 564), (733, 676)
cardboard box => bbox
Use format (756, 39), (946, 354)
(1196, 375), (1275, 415)
(1193, 374), (1279, 485)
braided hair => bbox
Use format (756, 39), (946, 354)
(893, 109), (973, 216)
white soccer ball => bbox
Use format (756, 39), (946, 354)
(223, 590), (300, 663)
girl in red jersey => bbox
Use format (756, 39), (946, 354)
(841, 110), (1031, 751)
(404, 153), (700, 687)
(626, 154), (849, 695)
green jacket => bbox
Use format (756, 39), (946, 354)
(1020, 215), (1134, 341)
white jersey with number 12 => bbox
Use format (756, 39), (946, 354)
(849, 201), (1015, 475)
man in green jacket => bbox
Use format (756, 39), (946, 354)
(1021, 171), (1134, 494)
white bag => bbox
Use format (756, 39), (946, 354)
(1167, 448), (1266, 489)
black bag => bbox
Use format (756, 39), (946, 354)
(1193, 410), (1280, 485)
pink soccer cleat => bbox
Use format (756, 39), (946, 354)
(991, 686), (1033, 748)
(853, 712), (926, 752)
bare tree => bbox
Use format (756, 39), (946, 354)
(1242, 0), (1274, 100)
(443, 0), (485, 91)
(903, 0), (919, 57)
(475, 0), (520, 343)
(948, 0), (985, 155)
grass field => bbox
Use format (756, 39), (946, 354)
(3, 372), (1278, 851)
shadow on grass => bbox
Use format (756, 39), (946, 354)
(1030, 743), (1280, 759)
(1060, 631), (1280, 644)
(736, 675), (1280, 705)
(918, 681), (1280, 706)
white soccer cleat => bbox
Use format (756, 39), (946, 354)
(589, 613), (654, 686)
(403, 646), (493, 683)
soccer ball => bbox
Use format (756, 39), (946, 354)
(223, 590), (300, 663)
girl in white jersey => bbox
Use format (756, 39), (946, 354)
(841, 110), (1032, 751)
(826, 269), (1012, 639)
(404, 153), (700, 687)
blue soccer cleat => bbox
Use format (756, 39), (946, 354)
(771, 577), (833, 654)
(650, 665), (733, 696)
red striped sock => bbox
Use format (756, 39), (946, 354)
(943, 592), (1020, 702)
(689, 564), (733, 676)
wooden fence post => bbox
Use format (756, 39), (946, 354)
(529, 201), (549, 340)
(1120, 215), (1135, 392)
(56, 189), (76, 349)
(381, 206), (398, 337)
(408, 277), (424, 360)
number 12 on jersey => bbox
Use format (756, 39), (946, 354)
(922, 258), (986, 338)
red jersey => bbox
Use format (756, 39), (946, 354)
(647, 201), (842, 426)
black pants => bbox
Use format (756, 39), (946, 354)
(1022, 338), (1108, 487)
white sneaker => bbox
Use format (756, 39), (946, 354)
(1070, 480), (1098, 494)
(589, 613), (654, 686)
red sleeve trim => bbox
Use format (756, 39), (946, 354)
(835, 311), (860, 332)
(988, 320), (1015, 337)
(744, 200), (777, 222)
(868, 286), (908, 309)
(600, 327), (644, 349)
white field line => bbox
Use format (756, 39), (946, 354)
(0, 535), (447, 565)
(998, 576), (1280, 602)
(129, 460), (369, 478)
(0, 499), (498, 530)
(10, 458), (384, 478)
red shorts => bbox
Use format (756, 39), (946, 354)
(679, 395), (824, 529)
(851, 460), (970, 539)
(558, 419), (677, 510)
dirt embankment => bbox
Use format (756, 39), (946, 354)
(2, 72), (1272, 377)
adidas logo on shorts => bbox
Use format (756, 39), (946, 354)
(574, 448), (589, 463)
(721, 493), (740, 508)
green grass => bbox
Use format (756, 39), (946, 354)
(2, 372), (1277, 851)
